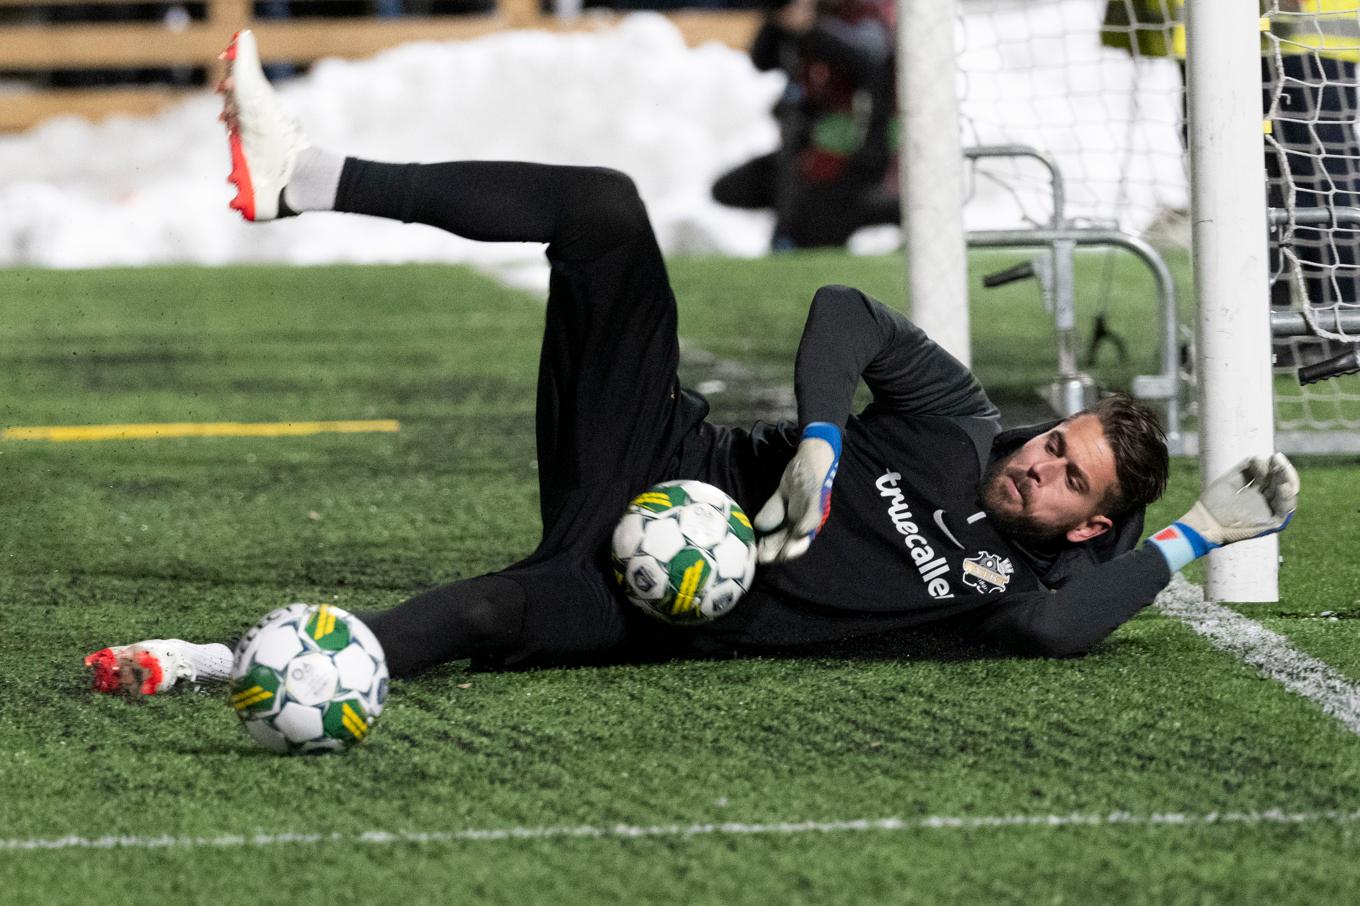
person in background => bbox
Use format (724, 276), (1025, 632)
(712, 0), (899, 249)
(1102, 0), (1360, 322)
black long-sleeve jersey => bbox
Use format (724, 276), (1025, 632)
(698, 285), (1173, 658)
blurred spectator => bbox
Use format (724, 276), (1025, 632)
(712, 0), (899, 249)
(1262, 3), (1360, 314)
(1102, 0), (1360, 314)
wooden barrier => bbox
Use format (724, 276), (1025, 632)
(0, 0), (758, 131)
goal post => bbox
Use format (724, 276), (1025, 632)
(1185, 0), (1279, 602)
(899, 0), (972, 368)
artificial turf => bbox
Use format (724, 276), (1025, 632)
(1, 256), (1358, 905)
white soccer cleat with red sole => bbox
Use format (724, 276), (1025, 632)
(220, 29), (308, 222)
(84, 640), (196, 696)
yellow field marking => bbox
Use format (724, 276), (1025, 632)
(0, 420), (400, 442)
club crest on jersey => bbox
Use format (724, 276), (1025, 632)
(962, 551), (1013, 594)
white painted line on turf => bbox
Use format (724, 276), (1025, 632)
(1155, 574), (1360, 735)
(5, 809), (1360, 853)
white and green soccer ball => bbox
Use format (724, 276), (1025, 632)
(229, 603), (388, 755)
(610, 480), (757, 624)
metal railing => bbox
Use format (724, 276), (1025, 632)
(965, 145), (1185, 452)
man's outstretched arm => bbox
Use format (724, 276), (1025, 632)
(976, 454), (1300, 657)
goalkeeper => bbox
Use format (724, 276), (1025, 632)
(87, 31), (1299, 694)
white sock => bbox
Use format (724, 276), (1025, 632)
(282, 147), (344, 213)
(184, 642), (235, 683)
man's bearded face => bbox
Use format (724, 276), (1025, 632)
(980, 414), (1120, 546)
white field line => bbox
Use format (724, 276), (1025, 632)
(6, 809), (1360, 853)
(1155, 574), (1360, 735)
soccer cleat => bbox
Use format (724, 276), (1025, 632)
(84, 640), (197, 696)
(220, 29), (308, 222)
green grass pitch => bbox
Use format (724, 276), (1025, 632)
(2, 254), (1359, 904)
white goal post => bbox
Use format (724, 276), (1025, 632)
(898, 0), (971, 368)
(1185, 0), (1278, 602)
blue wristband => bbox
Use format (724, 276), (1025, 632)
(800, 422), (842, 539)
(801, 421), (843, 459)
(1147, 521), (1215, 573)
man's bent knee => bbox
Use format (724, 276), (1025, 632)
(571, 167), (651, 246)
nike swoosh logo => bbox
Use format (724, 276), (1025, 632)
(933, 509), (965, 549)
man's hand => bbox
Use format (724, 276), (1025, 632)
(1187, 453), (1299, 545)
(1149, 453), (1299, 571)
(754, 422), (842, 564)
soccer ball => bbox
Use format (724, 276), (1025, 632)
(610, 480), (757, 624)
(229, 603), (388, 755)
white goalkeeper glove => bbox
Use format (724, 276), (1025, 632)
(754, 422), (842, 564)
(1148, 453), (1300, 572)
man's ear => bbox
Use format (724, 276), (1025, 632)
(1065, 514), (1113, 544)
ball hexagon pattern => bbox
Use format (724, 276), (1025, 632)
(610, 480), (757, 624)
(229, 604), (388, 755)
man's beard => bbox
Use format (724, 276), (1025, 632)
(979, 452), (1069, 547)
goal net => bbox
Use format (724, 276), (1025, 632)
(948, 0), (1360, 449)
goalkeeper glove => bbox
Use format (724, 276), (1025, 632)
(754, 422), (842, 564)
(1148, 453), (1300, 572)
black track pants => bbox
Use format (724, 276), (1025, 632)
(335, 160), (708, 673)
